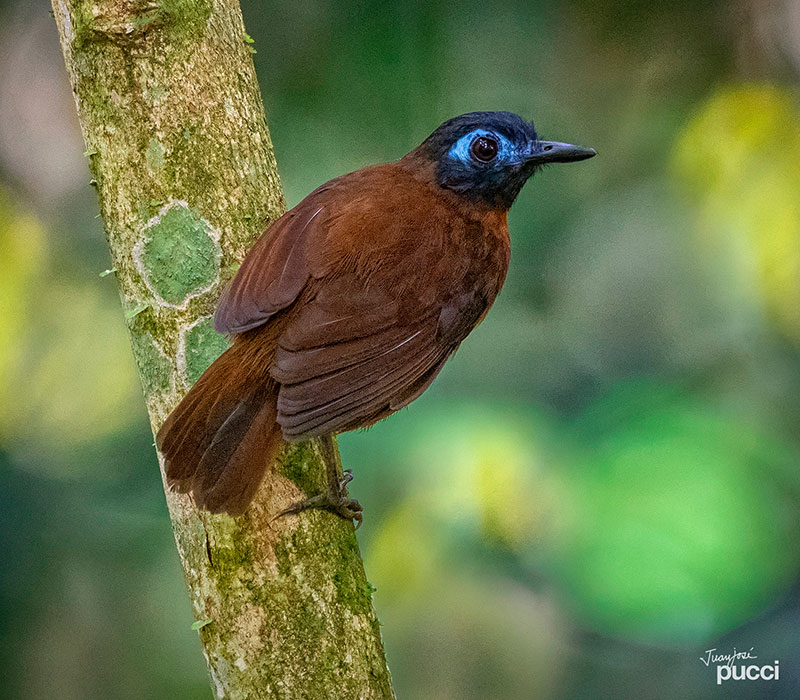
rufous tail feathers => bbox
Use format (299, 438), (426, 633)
(156, 344), (282, 515)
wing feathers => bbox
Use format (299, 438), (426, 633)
(276, 319), (443, 439)
(277, 327), (427, 413)
(272, 322), (423, 385)
(214, 205), (324, 334)
(278, 345), (443, 438)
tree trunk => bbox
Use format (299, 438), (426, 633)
(50, 1), (395, 698)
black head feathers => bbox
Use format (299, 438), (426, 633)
(406, 111), (595, 209)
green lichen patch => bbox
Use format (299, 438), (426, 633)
(68, 0), (212, 48)
(180, 316), (230, 385)
(130, 333), (172, 395)
(157, 0), (213, 43)
(134, 201), (221, 307)
(280, 442), (326, 496)
(236, 516), (385, 696)
(330, 536), (376, 615)
(271, 517), (374, 619)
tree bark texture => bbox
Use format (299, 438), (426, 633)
(50, 1), (395, 698)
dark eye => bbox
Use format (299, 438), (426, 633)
(470, 135), (499, 162)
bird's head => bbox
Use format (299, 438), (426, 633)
(408, 111), (595, 210)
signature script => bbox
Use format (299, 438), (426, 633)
(700, 648), (758, 669)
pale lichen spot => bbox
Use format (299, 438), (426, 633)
(145, 137), (165, 170)
(58, 0), (74, 42)
(204, 652), (226, 699)
(178, 315), (230, 386)
(134, 200), (221, 307)
(146, 85), (168, 106)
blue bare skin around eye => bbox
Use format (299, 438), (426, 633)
(447, 129), (524, 166)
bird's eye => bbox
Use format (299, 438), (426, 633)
(470, 135), (499, 162)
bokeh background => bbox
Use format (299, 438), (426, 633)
(2, 0), (800, 698)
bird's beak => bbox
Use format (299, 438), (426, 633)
(526, 140), (596, 165)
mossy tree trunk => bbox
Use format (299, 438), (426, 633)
(51, 1), (395, 697)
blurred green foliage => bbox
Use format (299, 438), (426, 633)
(2, 1), (800, 699)
(550, 381), (800, 643)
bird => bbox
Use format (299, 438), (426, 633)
(156, 111), (595, 522)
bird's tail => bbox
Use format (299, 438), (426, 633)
(156, 343), (283, 515)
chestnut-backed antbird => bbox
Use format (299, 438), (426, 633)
(157, 111), (595, 522)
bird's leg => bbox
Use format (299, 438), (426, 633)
(274, 435), (363, 528)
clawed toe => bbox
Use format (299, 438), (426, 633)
(274, 438), (363, 527)
(273, 491), (363, 528)
(336, 497), (363, 528)
(339, 469), (354, 490)
(273, 493), (326, 519)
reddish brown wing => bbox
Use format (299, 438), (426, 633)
(271, 274), (450, 439)
(272, 284), (494, 439)
(214, 187), (333, 334)
(215, 166), (404, 334)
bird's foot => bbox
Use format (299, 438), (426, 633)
(274, 469), (363, 528)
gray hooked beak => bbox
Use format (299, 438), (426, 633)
(526, 140), (596, 165)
